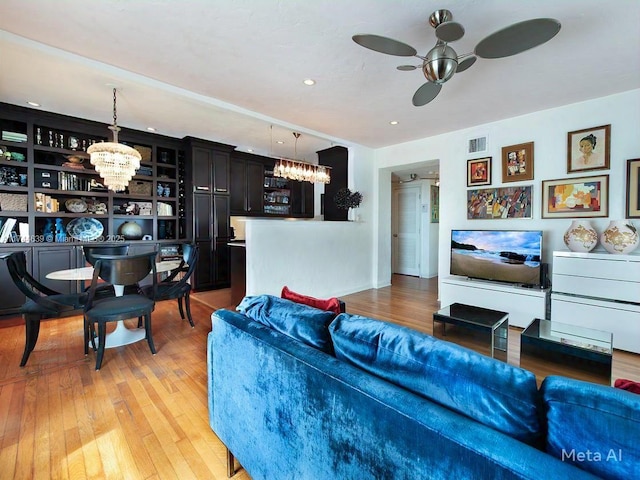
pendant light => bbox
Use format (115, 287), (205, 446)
(273, 132), (331, 184)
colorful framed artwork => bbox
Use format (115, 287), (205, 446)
(467, 185), (533, 219)
(541, 174), (609, 219)
(567, 124), (610, 173)
(467, 157), (491, 186)
(502, 142), (534, 183)
(430, 185), (439, 223)
(626, 158), (640, 218)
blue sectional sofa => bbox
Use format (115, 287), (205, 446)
(207, 295), (640, 480)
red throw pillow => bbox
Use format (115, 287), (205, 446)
(281, 286), (342, 315)
(614, 378), (640, 394)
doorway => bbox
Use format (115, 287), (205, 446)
(392, 185), (421, 276)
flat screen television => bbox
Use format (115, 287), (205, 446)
(450, 229), (543, 287)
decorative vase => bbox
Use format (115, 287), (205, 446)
(600, 220), (639, 254)
(563, 220), (598, 252)
(119, 221), (143, 240)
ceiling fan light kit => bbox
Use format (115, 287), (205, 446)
(353, 9), (561, 106)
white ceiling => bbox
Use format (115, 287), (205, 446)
(1, 0), (639, 163)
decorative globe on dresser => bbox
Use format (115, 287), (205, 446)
(563, 219), (598, 252)
(600, 220), (639, 254)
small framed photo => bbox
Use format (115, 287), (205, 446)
(626, 158), (640, 218)
(567, 124), (610, 173)
(541, 174), (609, 219)
(467, 157), (491, 186)
(502, 142), (534, 183)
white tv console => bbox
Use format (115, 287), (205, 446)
(439, 276), (549, 328)
(550, 251), (640, 354)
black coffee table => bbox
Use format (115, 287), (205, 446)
(433, 303), (509, 358)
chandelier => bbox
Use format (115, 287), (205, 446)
(272, 132), (331, 184)
(87, 88), (141, 192)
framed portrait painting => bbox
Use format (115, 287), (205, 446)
(467, 157), (491, 186)
(541, 174), (609, 218)
(567, 124), (610, 173)
(502, 142), (534, 183)
(626, 158), (640, 218)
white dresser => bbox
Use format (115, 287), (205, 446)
(551, 251), (640, 354)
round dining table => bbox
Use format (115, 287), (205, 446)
(46, 260), (182, 348)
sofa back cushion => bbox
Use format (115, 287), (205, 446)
(237, 295), (336, 353)
(541, 375), (640, 479)
(329, 313), (541, 444)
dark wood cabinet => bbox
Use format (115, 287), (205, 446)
(319, 146), (348, 221)
(246, 161), (264, 213)
(185, 137), (235, 291)
(32, 246), (80, 294)
(0, 249), (30, 316)
(230, 153), (265, 215)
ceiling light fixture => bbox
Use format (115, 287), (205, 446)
(273, 132), (331, 184)
(303, 78), (316, 86)
(27, 101), (41, 107)
(87, 88), (141, 192)
(390, 120), (399, 125)
(147, 127), (156, 132)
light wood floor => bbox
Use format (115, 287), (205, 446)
(0, 276), (638, 479)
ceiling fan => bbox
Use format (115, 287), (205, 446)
(353, 9), (561, 106)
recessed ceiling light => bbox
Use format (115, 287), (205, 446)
(27, 101), (41, 107)
(147, 127), (156, 132)
(389, 120), (399, 125)
(247, 148), (253, 152)
(303, 79), (316, 86)
(276, 140), (285, 144)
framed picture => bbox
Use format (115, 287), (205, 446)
(430, 185), (439, 223)
(626, 158), (640, 218)
(502, 142), (534, 183)
(541, 174), (609, 219)
(467, 185), (533, 219)
(467, 157), (491, 186)
(567, 124), (610, 173)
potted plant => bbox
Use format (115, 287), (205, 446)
(334, 188), (363, 220)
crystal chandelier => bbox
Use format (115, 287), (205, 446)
(272, 132), (331, 184)
(87, 88), (141, 192)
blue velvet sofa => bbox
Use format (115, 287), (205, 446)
(207, 295), (639, 480)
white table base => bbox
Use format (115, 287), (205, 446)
(101, 321), (146, 348)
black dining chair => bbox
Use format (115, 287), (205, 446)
(84, 252), (158, 370)
(2, 251), (86, 366)
(140, 243), (198, 327)
(82, 243), (132, 298)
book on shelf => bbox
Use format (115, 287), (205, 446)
(0, 217), (17, 243)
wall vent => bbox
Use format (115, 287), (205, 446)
(468, 136), (488, 154)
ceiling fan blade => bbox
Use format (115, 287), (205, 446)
(435, 21), (465, 42)
(474, 18), (561, 59)
(412, 82), (442, 106)
(456, 55), (477, 73)
(397, 65), (418, 71)
(352, 34), (417, 56)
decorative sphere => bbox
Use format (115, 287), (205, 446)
(119, 221), (143, 240)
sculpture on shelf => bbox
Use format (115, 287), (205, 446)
(55, 218), (66, 243)
(43, 218), (54, 242)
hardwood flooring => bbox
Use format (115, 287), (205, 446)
(0, 276), (638, 479)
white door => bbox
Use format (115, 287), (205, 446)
(392, 186), (421, 276)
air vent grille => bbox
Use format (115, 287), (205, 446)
(468, 136), (487, 154)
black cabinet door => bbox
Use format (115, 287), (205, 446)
(214, 240), (230, 287)
(194, 193), (213, 240)
(194, 240), (214, 289)
(192, 147), (213, 192)
(246, 161), (264, 214)
(0, 248), (29, 316)
(214, 195), (230, 239)
(230, 158), (247, 214)
(212, 151), (230, 194)
(33, 246), (78, 294)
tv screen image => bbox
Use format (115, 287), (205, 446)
(450, 229), (542, 286)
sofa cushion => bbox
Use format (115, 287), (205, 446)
(329, 313), (541, 444)
(281, 286), (342, 314)
(237, 295), (335, 353)
(541, 375), (640, 479)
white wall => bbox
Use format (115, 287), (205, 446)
(373, 89), (640, 291)
(245, 144), (376, 298)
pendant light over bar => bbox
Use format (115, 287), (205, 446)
(273, 132), (331, 184)
(87, 88), (141, 191)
